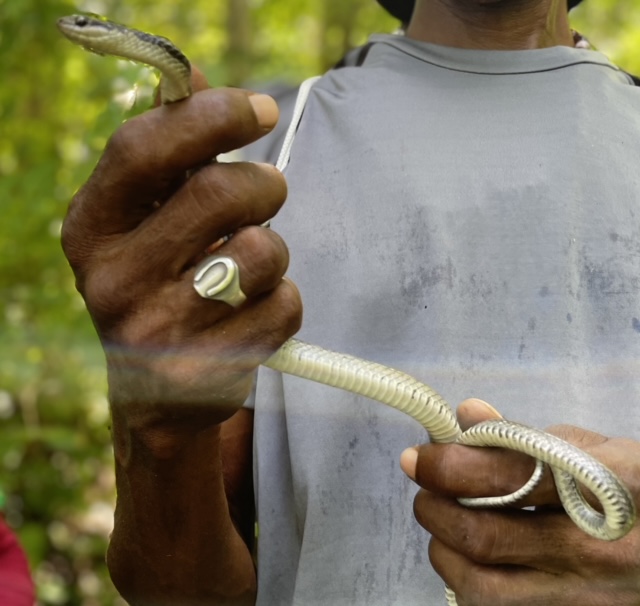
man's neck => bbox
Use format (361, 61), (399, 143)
(406, 0), (574, 50)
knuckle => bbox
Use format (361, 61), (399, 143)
(60, 208), (84, 272)
(60, 193), (100, 279)
(238, 227), (289, 286)
(200, 165), (249, 217)
(206, 91), (238, 126)
(214, 162), (287, 217)
(270, 279), (302, 337)
(104, 118), (158, 182)
(82, 265), (127, 321)
(180, 164), (251, 233)
(458, 514), (500, 563)
(104, 121), (135, 162)
(81, 254), (144, 324)
(181, 162), (287, 237)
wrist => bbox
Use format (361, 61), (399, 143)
(110, 405), (226, 464)
(106, 357), (252, 425)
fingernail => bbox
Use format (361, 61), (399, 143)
(249, 94), (279, 130)
(473, 399), (503, 418)
(400, 447), (418, 481)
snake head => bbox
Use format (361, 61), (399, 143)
(57, 14), (122, 57)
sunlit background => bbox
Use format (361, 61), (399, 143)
(1, 0), (639, 603)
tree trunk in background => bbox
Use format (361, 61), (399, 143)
(226, 0), (253, 86)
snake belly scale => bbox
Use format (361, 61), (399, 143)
(58, 13), (637, 606)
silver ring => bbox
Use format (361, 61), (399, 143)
(193, 255), (247, 308)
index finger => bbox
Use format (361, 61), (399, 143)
(66, 89), (279, 238)
(401, 398), (560, 507)
(410, 441), (558, 507)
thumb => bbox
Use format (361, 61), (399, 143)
(399, 399), (505, 483)
(457, 398), (503, 431)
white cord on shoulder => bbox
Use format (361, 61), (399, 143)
(275, 76), (322, 173)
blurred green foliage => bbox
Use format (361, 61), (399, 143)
(0, 0), (638, 604)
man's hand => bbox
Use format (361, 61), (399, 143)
(401, 399), (640, 605)
(61, 71), (299, 605)
(62, 73), (301, 439)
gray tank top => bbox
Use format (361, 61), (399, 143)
(250, 34), (640, 605)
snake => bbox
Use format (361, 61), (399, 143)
(58, 14), (636, 605)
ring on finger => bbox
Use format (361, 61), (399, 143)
(193, 255), (247, 308)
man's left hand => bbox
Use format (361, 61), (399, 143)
(400, 399), (640, 605)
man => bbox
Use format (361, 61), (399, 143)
(60, 0), (640, 604)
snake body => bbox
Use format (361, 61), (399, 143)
(58, 14), (636, 605)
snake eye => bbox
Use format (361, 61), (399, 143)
(75, 16), (89, 27)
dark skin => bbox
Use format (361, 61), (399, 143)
(401, 400), (640, 605)
(407, 0), (574, 49)
(61, 1), (640, 604)
(63, 78), (295, 605)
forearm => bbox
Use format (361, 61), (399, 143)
(106, 408), (256, 606)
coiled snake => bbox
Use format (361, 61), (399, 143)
(58, 14), (636, 605)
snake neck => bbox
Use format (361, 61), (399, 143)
(159, 68), (192, 103)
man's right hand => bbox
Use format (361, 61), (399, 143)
(60, 78), (298, 604)
(61, 84), (301, 440)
